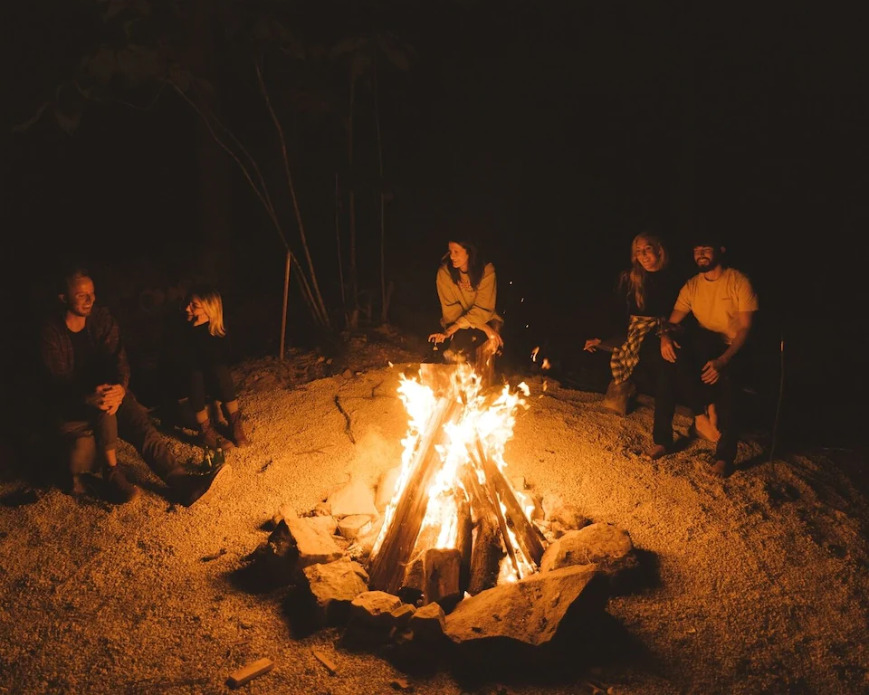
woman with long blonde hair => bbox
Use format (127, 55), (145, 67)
(177, 285), (250, 450)
(584, 231), (685, 458)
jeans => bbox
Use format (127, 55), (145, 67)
(57, 390), (178, 479)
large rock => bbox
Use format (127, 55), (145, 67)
(443, 564), (608, 648)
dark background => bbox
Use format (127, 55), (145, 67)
(2, 1), (867, 452)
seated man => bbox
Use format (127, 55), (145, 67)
(661, 235), (759, 478)
(38, 264), (231, 505)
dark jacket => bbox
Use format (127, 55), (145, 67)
(39, 306), (131, 415)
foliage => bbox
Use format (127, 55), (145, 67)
(14, 0), (415, 338)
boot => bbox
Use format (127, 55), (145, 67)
(602, 379), (636, 416)
(104, 466), (140, 504)
(165, 462), (232, 507)
(225, 408), (251, 448)
(198, 417), (234, 451)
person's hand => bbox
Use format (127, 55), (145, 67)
(701, 359), (723, 384)
(481, 326), (503, 355)
(428, 332), (447, 344)
(661, 334), (680, 363)
(584, 338), (601, 352)
(96, 383), (126, 415)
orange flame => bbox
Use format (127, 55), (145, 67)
(373, 363), (536, 582)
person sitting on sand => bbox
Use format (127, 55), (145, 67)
(163, 285), (250, 451)
(38, 264), (231, 505)
(660, 234), (759, 478)
(427, 237), (503, 386)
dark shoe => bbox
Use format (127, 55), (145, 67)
(227, 410), (250, 448)
(709, 459), (735, 478)
(166, 463), (232, 507)
(647, 444), (668, 460)
(104, 466), (140, 504)
(198, 418), (234, 451)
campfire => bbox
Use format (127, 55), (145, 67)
(366, 362), (547, 607)
(245, 358), (625, 672)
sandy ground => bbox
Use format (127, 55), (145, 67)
(1, 332), (867, 695)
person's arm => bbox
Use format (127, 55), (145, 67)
(91, 307), (130, 411)
(452, 263), (497, 331)
(660, 307), (689, 362)
(430, 267), (460, 343)
(700, 310), (753, 384)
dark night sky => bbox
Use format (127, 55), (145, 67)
(2, 1), (868, 446)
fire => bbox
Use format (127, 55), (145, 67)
(370, 362), (540, 595)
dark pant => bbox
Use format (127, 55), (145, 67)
(57, 391), (178, 479)
(680, 327), (744, 465)
(188, 364), (237, 413)
(635, 334), (679, 447)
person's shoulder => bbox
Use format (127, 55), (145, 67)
(724, 266), (755, 286)
(90, 305), (118, 324)
(680, 271), (702, 289)
(38, 310), (64, 336)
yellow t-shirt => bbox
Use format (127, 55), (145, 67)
(674, 267), (759, 344)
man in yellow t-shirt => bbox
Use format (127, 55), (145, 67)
(660, 237), (759, 478)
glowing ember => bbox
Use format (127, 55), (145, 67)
(369, 362), (542, 597)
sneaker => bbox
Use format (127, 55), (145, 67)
(166, 463), (232, 507)
(104, 466), (140, 504)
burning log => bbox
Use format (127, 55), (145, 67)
(368, 397), (461, 594)
(466, 445), (520, 578)
(473, 440), (546, 569)
(422, 547), (462, 609)
(460, 466), (505, 595)
(455, 492), (473, 595)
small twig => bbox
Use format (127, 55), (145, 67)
(333, 395), (356, 444)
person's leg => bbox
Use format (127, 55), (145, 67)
(93, 409), (138, 503)
(711, 353), (745, 476)
(683, 327), (722, 443)
(116, 389), (232, 505)
(444, 328), (488, 364)
(58, 420), (96, 495)
(644, 336), (676, 453)
(189, 369), (232, 449)
(117, 391), (180, 479)
(221, 399), (250, 447)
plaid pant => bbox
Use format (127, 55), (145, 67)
(610, 316), (661, 384)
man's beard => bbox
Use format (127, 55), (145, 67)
(696, 255), (721, 273)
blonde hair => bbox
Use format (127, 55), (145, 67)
(190, 287), (226, 337)
(619, 232), (668, 311)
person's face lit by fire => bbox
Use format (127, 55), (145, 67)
(448, 242), (470, 273)
(693, 245), (723, 273)
(634, 238), (663, 273)
(62, 276), (95, 319)
(185, 296), (209, 326)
